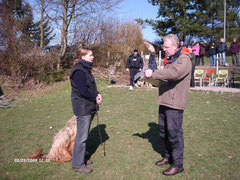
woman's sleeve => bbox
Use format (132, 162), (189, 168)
(72, 70), (97, 102)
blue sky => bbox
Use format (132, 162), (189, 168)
(116, 0), (159, 42)
(28, 0), (159, 44)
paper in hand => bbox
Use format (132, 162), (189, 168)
(134, 71), (168, 87)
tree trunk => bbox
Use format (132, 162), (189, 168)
(58, 0), (69, 70)
(58, 0), (77, 69)
(181, 24), (184, 41)
(211, 18), (215, 42)
(59, 24), (67, 70)
(40, 0), (44, 48)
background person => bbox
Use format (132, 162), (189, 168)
(126, 49), (144, 91)
(145, 34), (192, 176)
(192, 42), (200, 66)
(199, 41), (206, 66)
(148, 52), (157, 72)
(189, 48), (196, 87)
(217, 38), (227, 66)
(70, 47), (102, 173)
(209, 41), (217, 66)
(180, 40), (184, 48)
(229, 38), (240, 66)
(190, 41), (195, 48)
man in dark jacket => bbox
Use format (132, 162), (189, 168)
(199, 41), (206, 66)
(126, 49), (144, 90)
(145, 34), (192, 176)
(209, 42), (217, 66)
(217, 38), (227, 66)
(148, 52), (157, 72)
(230, 38), (240, 66)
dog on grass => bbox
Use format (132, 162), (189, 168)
(29, 116), (77, 162)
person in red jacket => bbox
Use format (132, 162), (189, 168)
(230, 38), (240, 66)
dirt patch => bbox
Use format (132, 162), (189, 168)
(92, 67), (130, 85)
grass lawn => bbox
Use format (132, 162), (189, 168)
(0, 79), (240, 180)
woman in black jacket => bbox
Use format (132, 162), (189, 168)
(69, 47), (102, 173)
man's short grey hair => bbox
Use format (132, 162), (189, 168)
(163, 34), (179, 47)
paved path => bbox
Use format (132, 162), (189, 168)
(107, 85), (240, 93)
(190, 86), (240, 93)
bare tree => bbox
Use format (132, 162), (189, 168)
(70, 14), (105, 46)
(46, 0), (122, 69)
(92, 19), (148, 68)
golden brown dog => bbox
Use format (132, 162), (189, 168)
(29, 116), (77, 162)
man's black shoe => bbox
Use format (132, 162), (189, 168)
(162, 165), (184, 176)
(73, 166), (93, 173)
(155, 158), (169, 166)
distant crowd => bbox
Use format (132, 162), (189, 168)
(181, 38), (240, 67)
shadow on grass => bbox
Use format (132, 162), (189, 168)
(133, 122), (165, 157)
(86, 124), (109, 159)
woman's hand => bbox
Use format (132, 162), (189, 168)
(96, 94), (102, 105)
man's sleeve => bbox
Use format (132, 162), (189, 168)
(230, 44), (233, 52)
(225, 43), (228, 51)
(152, 54), (191, 82)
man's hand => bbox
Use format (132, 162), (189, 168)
(126, 68), (129, 72)
(96, 94), (102, 105)
(145, 69), (153, 78)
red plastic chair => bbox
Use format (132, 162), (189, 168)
(203, 69), (214, 86)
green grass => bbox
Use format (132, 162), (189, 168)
(0, 80), (240, 180)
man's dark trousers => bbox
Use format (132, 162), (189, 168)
(232, 53), (239, 65)
(199, 55), (204, 66)
(130, 68), (139, 86)
(158, 105), (184, 168)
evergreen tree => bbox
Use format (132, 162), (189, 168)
(0, 0), (54, 46)
(18, 2), (36, 44)
(31, 19), (55, 47)
(0, 0), (36, 45)
(147, 0), (240, 42)
(194, 0), (240, 41)
(0, 0), (25, 49)
(146, 0), (200, 41)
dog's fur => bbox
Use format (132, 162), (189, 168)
(29, 116), (77, 162)
(136, 80), (145, 87)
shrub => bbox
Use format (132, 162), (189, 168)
(0, 45), (61, 86)
(91, 20), (149, 69)
(39, 68), (65, 84)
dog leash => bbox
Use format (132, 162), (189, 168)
(96, 110), (106, 156)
